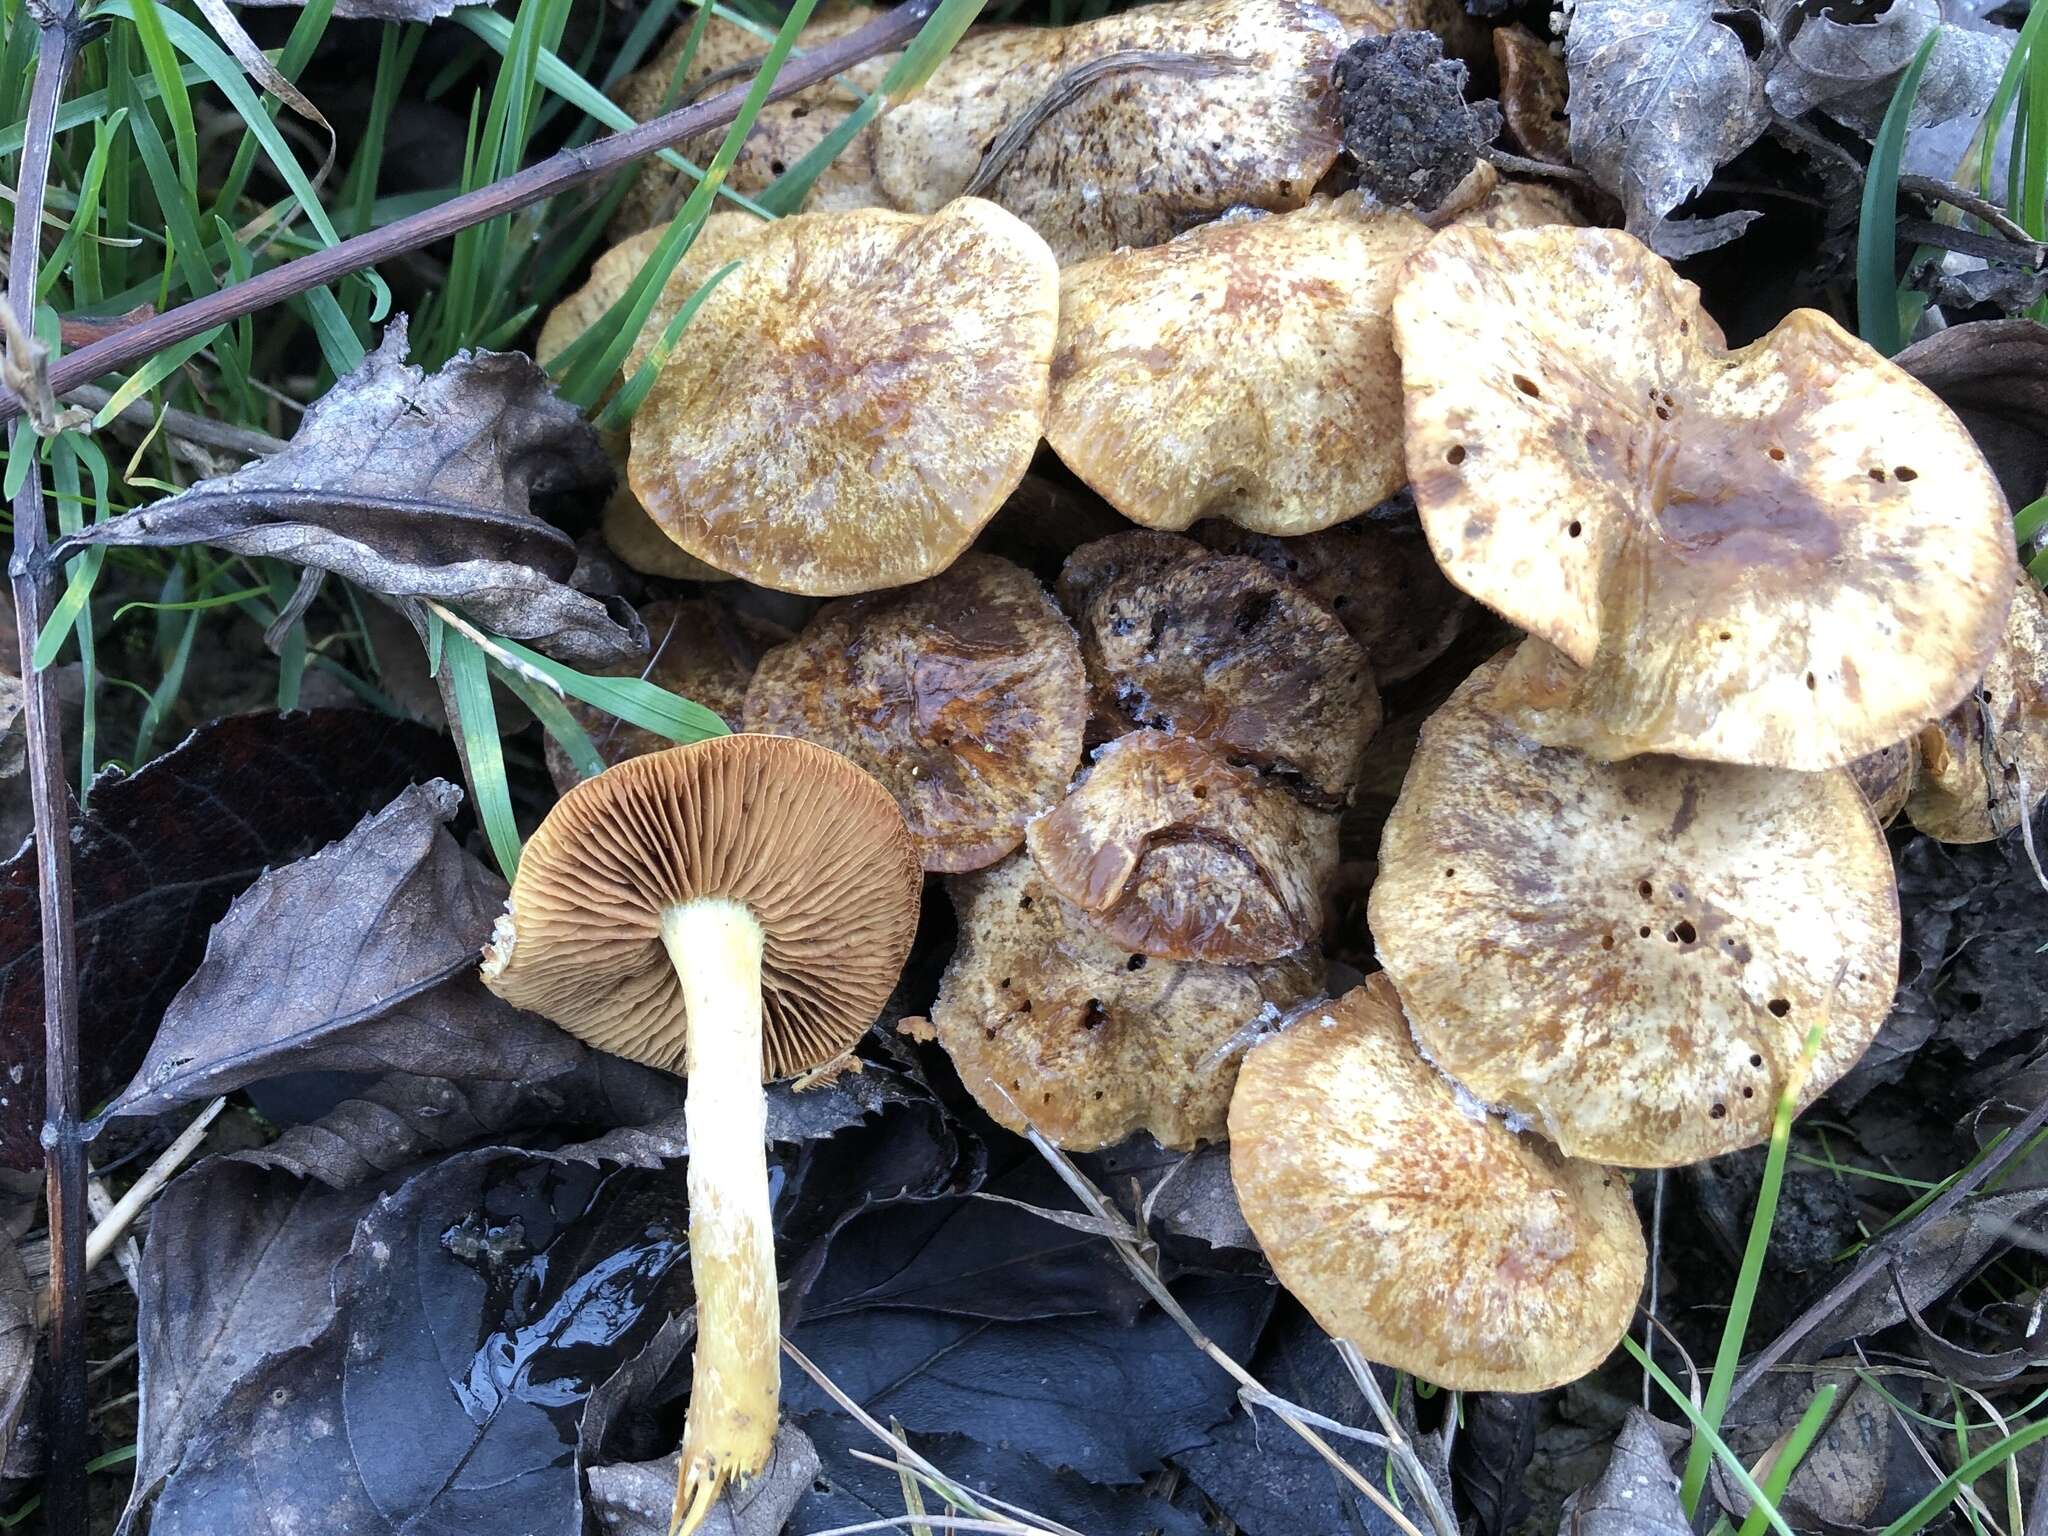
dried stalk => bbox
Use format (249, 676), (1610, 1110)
(0, 0), (940, 431)
(1729, 1087), (2048, 1406)
(7, 3), (89, 1529)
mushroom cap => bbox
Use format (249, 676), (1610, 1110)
(1492, 24), (1570, 164)
(929, 853), (1324, 1150)
(481, 735), (922, 1081)
(1908, 576), (2048, 843)
(627, 199), (1059, 596)
(1057, 531), (1381, 805)
(1045, 196), (1430, 536)
(1196, 498), (1472, 685)
(1025, 730), (1339, 963)
(1454, 175), (1584, 232)
(1229, 974), (1646, 1392)
(1368, 647), (1902, 1167)
(543, 598), (790, 794)
(1848, 737), (1918, 828)
(741, 553), (1086, 872)
(609, 5), (894, 235)
(1394, 224), (2016, 770)
(872, 0), (1346, 264)
(601, 486), (733, 582)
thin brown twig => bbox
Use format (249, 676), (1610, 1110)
(1728, 1089), (2048, 1407)
(0, 0), (939, 432)
(7, 3), (88, 1530)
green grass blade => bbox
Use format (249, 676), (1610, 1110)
(1679, 1023), (1827, 1512)
(1881, 1419), (2048, 1536)
(90, 327), (225, 426)
(2016, 495), (2048, 548)
(1628, 1339), (1799, 1536)
(1857, 30), (1941, 356)
(134, 603), (202, 766)
(438, 630), (522, 879)
(490, 634), (727, 744)
(488, 658), (605, 780)
(268, 567), (308, 711)
(1975, 1), (2048, 200)
(129, 0), (198, 202)
(876, 0), (985, 101)
(593, 258), (739, 431)
(37, 109), (125, 304)
(1734, 1384), (1839, 1536)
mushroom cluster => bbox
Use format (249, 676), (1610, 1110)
(491, 3), (2048, 1520)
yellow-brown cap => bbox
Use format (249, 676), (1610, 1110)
(1025, 731), (1338, 963)
(481, 735), (922, 1081)
(1228, 974), (1646, 1391)
(1046, 197), (1431, 537)
(1394, 224), (2016, 770)
(1368, 647), (1901, 1168)
(872, 0), (1345, 264)
(543, 598), (790, 794)
(1908, 576), (2048, 843)
(627, 199), (1058, 596)
(929, 854), (1323, 1150)
(742, 554), (1086, 872)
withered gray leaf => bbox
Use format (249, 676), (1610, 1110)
(50, 319), (644, 667)
(1561, 1409), (1689, 1536)
(1561, 0), (1772, 256)
(0, 1237), (31, 1484)
(240, 1056), (915, 1187)
(1716, 1368), (1892, 1529)
(102, 780), (580, 1123)
(122, 1160), (389, 1535)
(1082, 1137), (1257, 1251)
(1764, 0), (2009, 139)
(1819, 1188), (2048, 1348)
(590, 1429), (818, 1536)
(1896, 319), (2048, 513)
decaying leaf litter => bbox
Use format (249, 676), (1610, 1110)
(8, 0), (2048, 1533)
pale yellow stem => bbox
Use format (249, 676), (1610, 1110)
(659, 898), (778, 1536)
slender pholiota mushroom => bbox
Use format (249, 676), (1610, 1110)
(1368, 647), (1901, 1167)
(927, 853), (1323, 1150)
(480, 737), (922, 1531)
(1393, 224), (2016, 770)
(1229, 974), (1646, 1390)
(872, 0), (1346, 264)
(1045, 195), (1437, 535)
(1025, 730), (1339, 963)
(543, 598), (789, 793)
(1057, 531), (1380, 806)
(742, 554), (1087, 872)
(628, 199), (1059, 595)
(1196, 498), (1472, 685)
(601, 486), (733, 583)
(1908, 576), (2048, 843)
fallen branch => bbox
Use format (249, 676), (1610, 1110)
(0, 0), (940, 432)
(7, 3), (90, 1529)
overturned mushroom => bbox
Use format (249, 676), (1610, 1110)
(1057, 531), (1380, 805)
(1026, 731), (1339, 963)
(1394, 224), (2016, 770)
(482, 737), (921, 1530)
(544, 597), (790, 793)
(629, 199), (1058, 595)
(1908, 576), (2048, 843)
(1230, 974), (1646, 1390)
(610, 4), (894, 236)
(874, 0), (1345, 264)
(1047, 196), (1432, 536)
(929, 853), (1323, 1150)
(1197, 497), (1471, 685)
(743, 554), (1085, 872)
(1369, 648), (1901, 1167)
